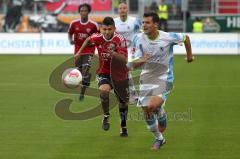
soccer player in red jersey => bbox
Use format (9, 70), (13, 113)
(75, 17), (129, 137)
(68, 3), (98, 101)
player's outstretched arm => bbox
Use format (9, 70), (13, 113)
(74, 37), (91, 60)
(132, 53), (151, 69)
(184, 35), (194, 63)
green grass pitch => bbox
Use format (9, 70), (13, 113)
(0, 55), (240, 159)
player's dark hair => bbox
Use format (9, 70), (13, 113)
(78, 3), (91, 13)
(119, 0), (127, 5)
(102, 17), (115, 26)
(143, 12), (160, 23)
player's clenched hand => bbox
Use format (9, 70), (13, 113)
(70, 40), (75, 45)
(142, 53), (151, 62)
(185, 56), (194, 63)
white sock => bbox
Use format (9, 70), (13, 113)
(146, 119), (164, 140)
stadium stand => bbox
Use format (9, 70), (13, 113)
(217, 0), (240, 14)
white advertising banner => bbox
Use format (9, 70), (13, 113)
(174, 33), (240, 55)
(0, 33), (73, 54)
(0, 33), (40, 54)
(0, 33), (239, 55)
(41, 33), (73, 54)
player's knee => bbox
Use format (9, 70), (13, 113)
(99, 83), (111, 90)
(100, 89), (109, 103)
(100, 88), (110, 93)
(99, 85), (110, 95)
(148, 96), (164, 111)
(119, 102), (128, 109)
(148, 103), (159, 112)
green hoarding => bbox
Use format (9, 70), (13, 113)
(187, 15), (240, 32)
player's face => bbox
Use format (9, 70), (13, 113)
(101, 25), (115, 40)
(79, 6), (89, 19)
(118, 3), (128, 17)
(142, 16), (158, 35)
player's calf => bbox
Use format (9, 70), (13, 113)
(157, 110), (167, 133)
(100, 86), (111, 131)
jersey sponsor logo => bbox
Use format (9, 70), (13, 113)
(101, 42), (116, 60)
(101, 52), (111, 60)
(78, 33), (88, 39)
(86, 28), (91, 33)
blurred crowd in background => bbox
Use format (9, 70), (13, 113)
(0, 0), (239, 33)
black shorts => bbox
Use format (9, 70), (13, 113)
(75, 54), (93, 70)
(97, 74), (129, 103)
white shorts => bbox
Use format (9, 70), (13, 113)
(137, 80), (173, 107)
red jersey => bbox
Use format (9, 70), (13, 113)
(90, 32), (129, 81)
(68, 19), (98, 55)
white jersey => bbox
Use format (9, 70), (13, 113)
(132, 31), (185, 83)
(114, 16), (141, 61)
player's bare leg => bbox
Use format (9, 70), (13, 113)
(144, 96), (166, 150)
(148, 96), (167, 132)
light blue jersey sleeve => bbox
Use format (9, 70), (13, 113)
(131, 33), (143, 60)
(133, 17), (142, 33)
(127, 33), (143, 69)
(169, 32), (186, 44)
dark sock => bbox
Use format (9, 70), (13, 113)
(80, 85), (86, 97)
(119, 106), (128, 128)
(100, 93), (109, 116)
(80, 73), (91, 96)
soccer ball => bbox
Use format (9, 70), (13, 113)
(63, 68), (82, 88)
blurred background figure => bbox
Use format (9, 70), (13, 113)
(192, 17), (203, 33)
(203, 17), (220, 32)
(113, 0), (121, 14)
(0, 0), (239, 33)
(3, 0), (24, 32)
(28, 0), (70, 32)
(158, 0), (168, 31)
(150, 1), (158, 13)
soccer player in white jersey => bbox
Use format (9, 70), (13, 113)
(130, 12), (194, 150)
(114, 2), (141, 104)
